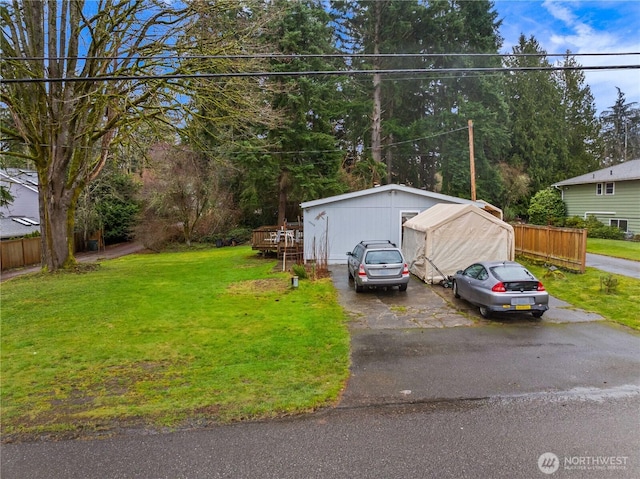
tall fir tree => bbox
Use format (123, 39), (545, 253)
(600, 88), (640, 166)
(252, 0), (348, 224)
(432, 0), (509, 203)
(504, 35), (567, 213)
(332, 0), (508, 203)
(556, 53), (602, 176)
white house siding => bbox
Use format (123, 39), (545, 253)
(561, 179), (640, 234)
(0, 170), (39, 219)
(301, 185), (480, 264)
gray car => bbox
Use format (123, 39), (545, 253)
(452, 261), (549, 318)
(347, 240), (410, 292)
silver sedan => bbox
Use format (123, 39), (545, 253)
(452, 261), (549, 319)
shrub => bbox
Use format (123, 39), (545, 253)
(600, 274), (619, 294)
(589, 225), (625, 240)
(527, 188), (567, 225)
(226, 227), (252, 244)
(563, 216), (586, 229)
(584, 215), (625, 240)
(291, 263), (308, 280)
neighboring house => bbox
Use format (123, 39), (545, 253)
(300, 183), (501, 264)
(552, 159), (640, 235)
(0, 169), (41, 239)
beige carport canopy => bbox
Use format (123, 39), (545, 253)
(402, 203), (515, 284)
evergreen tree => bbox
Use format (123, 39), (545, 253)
(253, 0), (348, 225)
(556, 53), (602, 176)
(432, 0), (509, 203)
(332, 0), (508, 203)
(600, 88), (640, 165)
(504, 35), (567, 213)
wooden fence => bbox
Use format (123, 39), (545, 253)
(0, 237), (41, 271)
(1, 232), (93, 272)
(513, 224), (587, 273)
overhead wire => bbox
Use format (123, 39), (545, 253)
(4, 52), (639, 61)
(4, 126), (471, 158)
(2, 63), (639, 84)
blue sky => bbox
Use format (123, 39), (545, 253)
(493, 0), (640, 113)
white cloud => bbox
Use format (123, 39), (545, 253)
(543, 2), (639, 111)
(543, 1), (617, 51)
(496, 1), (639, 112)
(542, 0), (577, 26)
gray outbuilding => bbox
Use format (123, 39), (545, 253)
(300, 184), (499, 264)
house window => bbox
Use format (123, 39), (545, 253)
(610, 219), (628, 232)
(596, 182), (615, 195)
(605, 182), (614, 195)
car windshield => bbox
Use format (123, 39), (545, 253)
(365, 250), (403, 264)
(490, 265), (535, 282)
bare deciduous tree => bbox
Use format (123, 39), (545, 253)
(138, 143), (236, 248)
(1, 0), (276, 270)
(1, 0), (193, 270)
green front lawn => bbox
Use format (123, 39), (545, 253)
(521, 259), (640, 331)
(518, 238), (640, 330)
(587, 238), (640, 261)
(1, 246), (350, 439)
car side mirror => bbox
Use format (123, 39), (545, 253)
(346, 252), (352, 256)
(456, 270), (463, 275)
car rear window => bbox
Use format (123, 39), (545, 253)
(365, 250), (403, 264)
(490, 265), (535, 282)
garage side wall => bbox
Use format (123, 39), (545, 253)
(303, 191), (447, 264)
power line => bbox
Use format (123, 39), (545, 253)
(3, 52), (638, 61)
(2, 64), (638, 84)
(4, 127), (470, 157)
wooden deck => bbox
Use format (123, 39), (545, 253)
(251, 225), (304, 263)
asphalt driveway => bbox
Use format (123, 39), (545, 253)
(330, 265), (640, 408)
(330, 265), (604, 329)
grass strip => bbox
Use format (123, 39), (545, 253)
(586, 238), (640, 261)
(520, 259), (640, 331)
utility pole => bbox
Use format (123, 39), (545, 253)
(468, 119), (476, 201)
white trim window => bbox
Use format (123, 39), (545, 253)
(596, 182), (615, 195)
(610, 219), (628, 232)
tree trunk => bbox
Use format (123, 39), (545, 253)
(370, 1), (383, 170)
(385, 133), (393, 183)
(277, 171), (290, 226)
(38, 172), (77, 271)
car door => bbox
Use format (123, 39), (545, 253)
(467, 265), (490, 304)
(348, 244), (362, 277)
(458, 264), (484, 302)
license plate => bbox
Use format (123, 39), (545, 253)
(515, 304), (531, 310)
(511, 297), (533, 305)
(373, 269), (398, 276)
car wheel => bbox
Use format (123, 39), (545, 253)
(452, 280), (460, 299)
(479, 305), (492, 318)
(354, 281), (364, 293)
(399, 283), (407, 292)
(532, 311), (544, 318)
(348, 269), (353, 281)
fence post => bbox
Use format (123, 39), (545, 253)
(579, 229), (587, 274)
